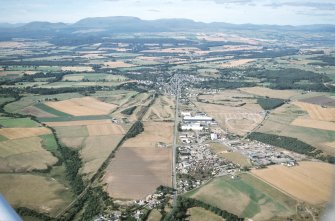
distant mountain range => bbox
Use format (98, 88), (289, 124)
(0, 16), (334, 41)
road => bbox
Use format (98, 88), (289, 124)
(172, 80), (179, 207)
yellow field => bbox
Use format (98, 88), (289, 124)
(103, 122), (172, 199)
(87, 123), (125, 136)
(294, 101), (335, 121)
(103, 61), (134, 68)
(251, 161), (335, 205)
(240, 87), (301, 99)
(220, 59), (254, 68)
(45, 97), (117, 116)
(0, 174), (73, 216)
(291, 117), (335, 131)
(0, 137), (58, 172)
(0, 127), (51, 139)
(61, 66), (94, 72)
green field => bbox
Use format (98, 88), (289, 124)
(185, 173), (297, 220)
(0, 117), (39, 128)
(40, 134), (58, 152)
(35, 103), (72, 117)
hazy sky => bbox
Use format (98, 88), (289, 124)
(1, 0), (335, 25)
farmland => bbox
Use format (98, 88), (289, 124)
(185, 173), (297, 220)
(0, 174), (73, 216)
(251, 161), (335, 205)
(0, 17), (334, 221)
(45, 97), (117, 116)
(103, 121), (173, 199)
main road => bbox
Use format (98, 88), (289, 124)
(171, 76), (181, 207)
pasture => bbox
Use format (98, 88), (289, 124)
(185, 173), (297, 220)
(0, 174), (73, 216)
(251, 161), (335, 205)
(103, 122), (173, 199)
(209, 143), (251, 167)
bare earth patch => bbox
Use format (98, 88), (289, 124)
(251, 161), (335, 205)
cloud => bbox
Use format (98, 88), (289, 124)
(266, 2), (335, 11)
(147, 8), (160, 12)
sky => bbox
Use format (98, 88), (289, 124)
(0, 0), (335, 25)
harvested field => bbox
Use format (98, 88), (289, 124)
(54, 126), (88, 138)
(187, 207), (225, 221)
(45, 97), (117, 116)
(0, 127), (51, 139)
(0, 137), (58, 172)
(251, 161), (335, 205)
(103, 61), (134, 68)
(195, 102), (264, 136)
(240, 87), (301, 99)
(291, 117), (335, 131)
(294, 101), (335, 121)
(61, 66), (93, 72)
(220, 59), (254, 68)
(45, 119), (112, 127)
(185, 173), (296, 220)
(60, 137), (85, 149)
(80, 135), (123, 178)
(0, 174), (73, 216)
(300, 95), (335, 107)
(87, 123), (125, 136)
(21, 106), (57, 118)
(103, 122), (173, 199)
(143, 96), (175, 121)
